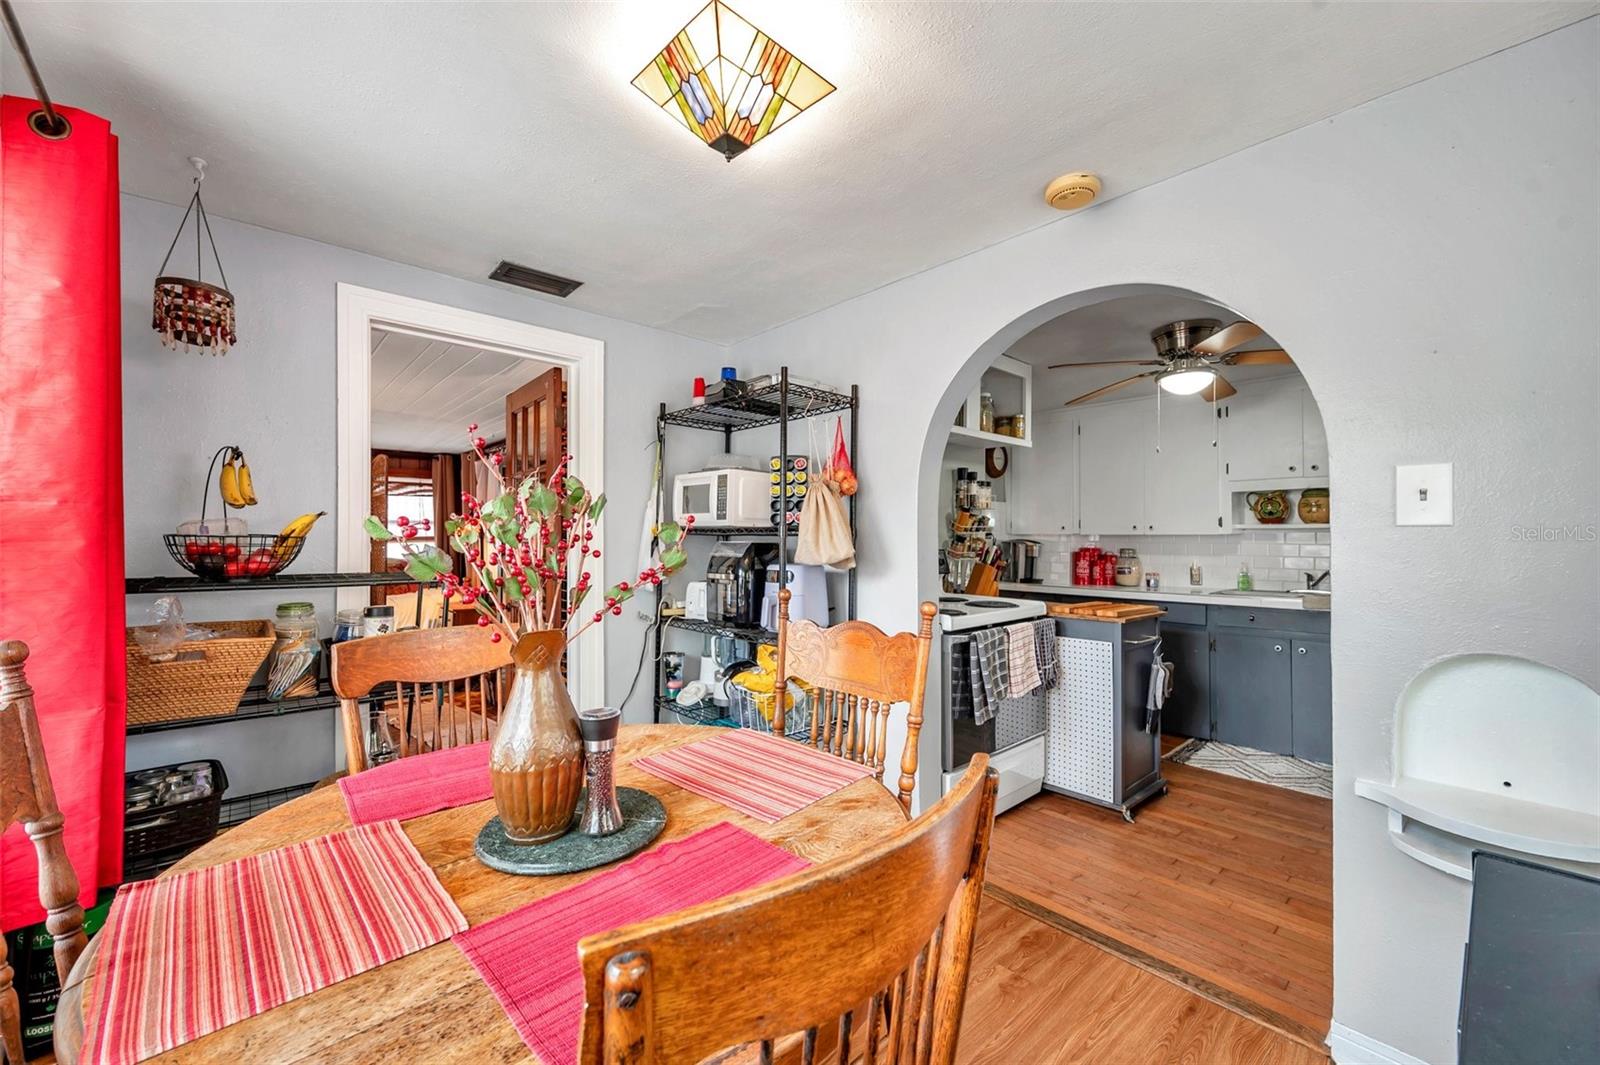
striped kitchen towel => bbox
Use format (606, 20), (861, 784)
(83, 820), (466, 1064)
(338, 740), (492, 824)
(634, 727), (875, 823)
(455, 821), (809, 1065)
(1005, 622), (1042, 699)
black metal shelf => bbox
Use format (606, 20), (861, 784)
(127, 570), (420, 595)
(662, 616), (775, 643)
(653, 368), (857, 729)
(655, 695), (738, 727)
(686, 525), (795, 537)
(661, 381), (853, 433)
(126, 676), (392, 735)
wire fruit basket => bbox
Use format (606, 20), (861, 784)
(164, 533), (305, 582)
(728, 682), (813, 741)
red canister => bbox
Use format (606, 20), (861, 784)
(1097, 555), (1116, 585)
(1072, 549), (1091, 585)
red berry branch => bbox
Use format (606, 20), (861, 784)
(365, 423), (687, 647)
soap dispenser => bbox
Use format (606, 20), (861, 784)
(1237, 563), (1253, 591)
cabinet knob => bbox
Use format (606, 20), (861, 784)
(1297, 646), (1307, 655)
(1132, 524), (1138, 531)
(1289, 465), (1297, 472)
(1311, 464), (1319, 471)
(1274, 644), (1284, 653)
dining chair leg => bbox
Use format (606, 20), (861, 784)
(1, 931), (22, 1065)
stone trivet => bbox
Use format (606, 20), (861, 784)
(474, 787), (668, 876)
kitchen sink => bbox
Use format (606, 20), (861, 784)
(1208, 588), (1332, 610)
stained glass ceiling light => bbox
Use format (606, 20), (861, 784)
(632, 1), (834, 160)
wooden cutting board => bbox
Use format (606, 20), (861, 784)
(1045, 600), (1164, 622)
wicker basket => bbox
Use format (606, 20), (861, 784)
(125, 620), (275, 726)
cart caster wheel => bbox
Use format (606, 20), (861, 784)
(1160, 784), (1170, 797)
(1121, 809), (1135, 824)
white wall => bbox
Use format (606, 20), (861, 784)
(727, 20), (1599, 1064)
(122, 195), (724, 788)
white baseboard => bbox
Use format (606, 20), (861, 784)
(1327, 1021), (1432, 1065)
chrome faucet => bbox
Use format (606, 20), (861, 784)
(1304, 570), (1331, 589)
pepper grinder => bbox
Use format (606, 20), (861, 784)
(577, 707), (624, 836)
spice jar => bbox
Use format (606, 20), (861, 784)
(265, 602), (320, 701)
(979, 392), (996, 434)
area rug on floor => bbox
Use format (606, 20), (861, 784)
(1165, 739), (1332, 799)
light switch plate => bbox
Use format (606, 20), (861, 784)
(1396, 463), (1453, 525)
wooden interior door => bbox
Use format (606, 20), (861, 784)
(505, 367), (566, 488)
(370, 452), (389, 606)
(505, 367), (568, 630)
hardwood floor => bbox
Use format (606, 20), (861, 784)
(958, 901), (1329, 1065)
(983, 756), (1333, 1049)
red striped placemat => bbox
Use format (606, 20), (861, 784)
(455, 821), (808, 1065)
(633, 727), (876, 823)
(338, 740), (492, 824)
(84, 820), (466, 1064)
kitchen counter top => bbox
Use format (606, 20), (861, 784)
(999, 580), (1328, 612)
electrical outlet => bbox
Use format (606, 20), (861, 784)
(1396, 463), (1453, 526)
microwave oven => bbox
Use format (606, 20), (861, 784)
(672, 468), (770, 528)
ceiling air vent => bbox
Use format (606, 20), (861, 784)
(488, 261), (583, 298)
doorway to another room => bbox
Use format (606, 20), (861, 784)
(335, 284), (606, 710)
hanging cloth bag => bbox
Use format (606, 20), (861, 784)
(794, 420), (856, 570)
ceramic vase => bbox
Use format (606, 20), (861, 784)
(1298, 488), (1330, 524)
(490, 630), (584, 844)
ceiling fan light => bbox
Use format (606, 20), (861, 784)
(1157, 368), (1215, 396)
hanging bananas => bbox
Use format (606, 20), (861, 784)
(217, 446), (259, 508)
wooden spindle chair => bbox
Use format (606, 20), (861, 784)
(330, 627), (512, 776)
(0, 641), (88, 1065)
(577, 757), (998, 1065)
(773, 590), (938, 815)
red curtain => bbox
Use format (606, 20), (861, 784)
(0, 96), (125, 929)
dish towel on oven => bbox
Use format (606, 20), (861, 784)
(970, 628), (1008, 725)
(1006, 623), (1042, 699)
(1032, 619), (1058, 689)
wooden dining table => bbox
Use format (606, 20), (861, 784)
(54, 724), (907, 1064)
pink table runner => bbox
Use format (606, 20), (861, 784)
(338, 741), (492, 824)
(634, 728), (876, 823)
(84, 820), (466, 1064)
(455, 821), (809, 1065)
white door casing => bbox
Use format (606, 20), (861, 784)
(335, 283), (606, 711)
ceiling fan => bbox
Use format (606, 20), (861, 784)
(1050, 319), (1293, 406)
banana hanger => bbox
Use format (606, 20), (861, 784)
(199, 444), (256, 528)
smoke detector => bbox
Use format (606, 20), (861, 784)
(1044, 171), (1101, 211)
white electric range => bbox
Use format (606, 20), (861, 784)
(935, 593), (1047, 632)
(937, 593), (1048, 812)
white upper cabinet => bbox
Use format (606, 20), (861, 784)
(1144, 396), (1223, 534)
(1220, 384), (1304, 481)
(1008, 409), (1076, 535)
(1077, 400), (1150, 535)
(1301, 390), (1328, 476)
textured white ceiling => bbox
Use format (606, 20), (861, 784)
(8, 1), (1592, 343)
(369, 328), (551, 453)
(1009, 293), (1298, 408)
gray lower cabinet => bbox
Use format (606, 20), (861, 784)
(1158, 623), (1212, 739)
(1290, 639), (1332, 762)
(1211, 632), (1294, 755)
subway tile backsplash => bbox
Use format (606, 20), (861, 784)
(1032, 529), (1333, 592)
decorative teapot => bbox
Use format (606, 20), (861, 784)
(1246, 490), (1291, 524)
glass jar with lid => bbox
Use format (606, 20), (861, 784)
(979, 392), (996, 434)
(1114, 547), (1143, 588)
(265, 602), (320, 701)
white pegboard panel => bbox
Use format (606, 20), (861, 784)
(1045, 637), (1114, 802)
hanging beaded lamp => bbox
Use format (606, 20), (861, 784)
(152, 157), (237, 354)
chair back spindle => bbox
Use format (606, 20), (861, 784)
(0, 641), (88, 1065)
(577, 758), (999, 1065)
(330, 627), (512, 776)
(773, 590), (937, 814)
